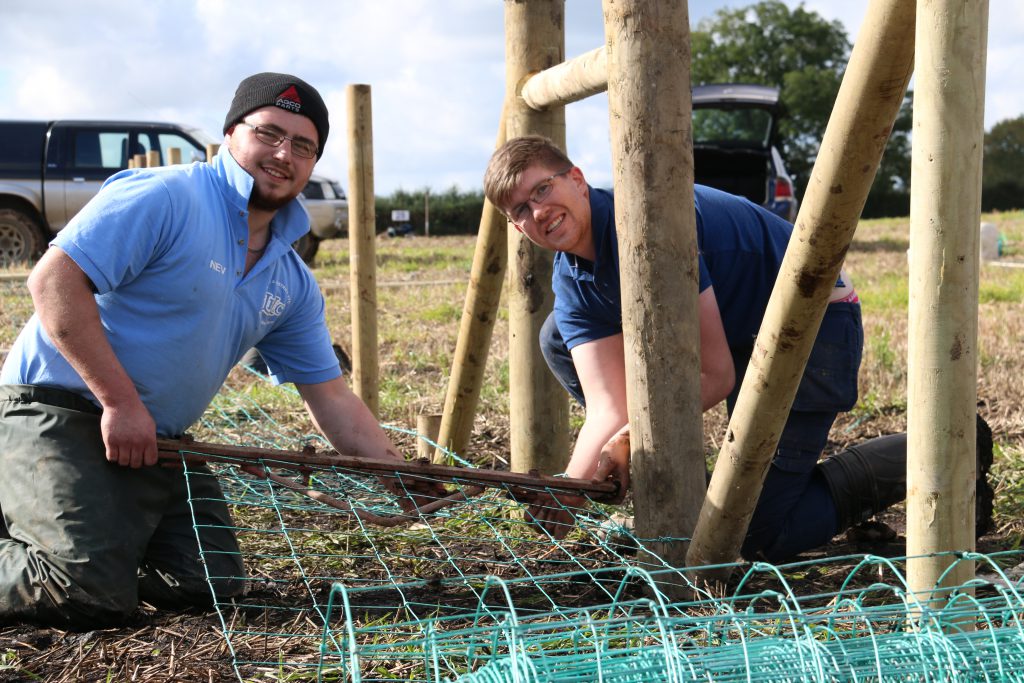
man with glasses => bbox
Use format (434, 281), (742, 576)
(483, 135), (993, 562)
(0, 73), (440, 628)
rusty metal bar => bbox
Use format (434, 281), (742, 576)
(156, 436), (619, 502)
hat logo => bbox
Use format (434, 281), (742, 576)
(275, 85), (302, 113)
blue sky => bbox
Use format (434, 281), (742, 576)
(1, 1), (1018, 195)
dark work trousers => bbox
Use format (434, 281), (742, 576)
(539, 302), (864, 563)
(0, 385), (244, 629)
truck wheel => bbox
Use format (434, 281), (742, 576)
(0, 208), (45, 266)
(292, 233), (321, 265)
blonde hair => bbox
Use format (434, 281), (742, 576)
(483, 135), (574, 209)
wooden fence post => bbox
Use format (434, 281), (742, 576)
(347, 84), (380, 416)
(601, 0), (703, 578)
(417, 413), (444, 462)
(504, 0), (569, 475)
(906, 0), (988, 603)
(434, 103), (509, 464)
(686, 0), (917, 583)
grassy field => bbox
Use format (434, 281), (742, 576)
(1, 210), (1023, 680)
(1, 212), (1023, 515)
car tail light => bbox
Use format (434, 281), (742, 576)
(774, 177), (794, 199)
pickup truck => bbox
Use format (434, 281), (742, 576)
(0, 119), (345, 265)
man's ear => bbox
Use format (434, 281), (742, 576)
(568, 166), (588, 193)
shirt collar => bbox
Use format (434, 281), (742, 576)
(212, 148), (312, 245)
(556, 186), (618, 283)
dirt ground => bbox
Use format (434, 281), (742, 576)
(1, 407), (1017, 682)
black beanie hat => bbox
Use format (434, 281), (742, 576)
(223, 72), (329, 159)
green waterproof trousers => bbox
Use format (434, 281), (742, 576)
(0, 385), (244, 629)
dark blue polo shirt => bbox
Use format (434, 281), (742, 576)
(552, 184), (796, 352)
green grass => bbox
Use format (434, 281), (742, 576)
(3, 213), (1024, 682)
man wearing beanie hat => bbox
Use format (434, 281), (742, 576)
(0, 72), (439, 629)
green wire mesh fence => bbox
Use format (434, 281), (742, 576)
(172, 372), (1024, 682)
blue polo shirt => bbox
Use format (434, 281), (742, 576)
(1, 149), (339, 436)
(552, 184), (799, 351)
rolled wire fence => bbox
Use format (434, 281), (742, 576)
(172, 371), (1024, 682)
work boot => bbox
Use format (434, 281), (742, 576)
(818, 414), (994, 539)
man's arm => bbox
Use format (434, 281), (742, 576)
(568, 288), (733, 480)
(26, 247), (157, 468)
(296, 376), (446, 509)
(296, 376), (404, 461)
(564, 333), (629, 479)
(524, 334), (626, 538)
(698, 286), (735, 410)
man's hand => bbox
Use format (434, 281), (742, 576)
(593, 426), (630, 503)
(525, 490), (587, 540)
(100, 397), (158, 468)
(524, 426), (632, 538)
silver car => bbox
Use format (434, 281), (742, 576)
(294, 175), (348, 263)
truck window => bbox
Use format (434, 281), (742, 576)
(157, 133), (207, 164)
(73, 131), (129, 170)
(0, 122), (48, 176)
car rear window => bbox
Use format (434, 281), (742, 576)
(693, 108), (773, 148)
(303, 182), (325, 199)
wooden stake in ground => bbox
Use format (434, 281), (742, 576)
(602, 0), (703, 579)
(503, 0), (569, 475)
(434, 104), (509, 464)
(906, 0), (988, 602)
(686, 0), (917, 582)
(416, 413), (443, 462)
(146, 150), (160, 168)
(347, 84), (380, 416)
(205, 143), (219, 163)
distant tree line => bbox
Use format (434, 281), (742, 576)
(376, 186), (485, 236)
(982, 115), (1024, 213)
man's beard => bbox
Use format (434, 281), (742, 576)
(249, 183), (296, 212)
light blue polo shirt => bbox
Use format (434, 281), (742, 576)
(0, 149), (339, 436)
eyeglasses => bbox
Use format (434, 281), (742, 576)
(508, 167), (573, 225)
(237, 122), (318, 160)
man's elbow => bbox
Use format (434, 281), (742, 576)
(25, 265), (51, 303)
(27, 250), (89, 303)
(702, 370), (735, 410)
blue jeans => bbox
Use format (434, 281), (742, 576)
(539, 303), (864, 562)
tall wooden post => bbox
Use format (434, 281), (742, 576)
(504, 0), (569, 475)
(434, 104), (509, 464)
(146, 150), (161, 168)
(167, 147), (182, 165)
(205, 143), (219, 163)
(347, 84), (380, 416)
(602, 0), (703, 575)
(906, 0), (988, 600)
(686, 0), (917, 581)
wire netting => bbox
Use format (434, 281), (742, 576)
(173, 372), (1024, 682)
